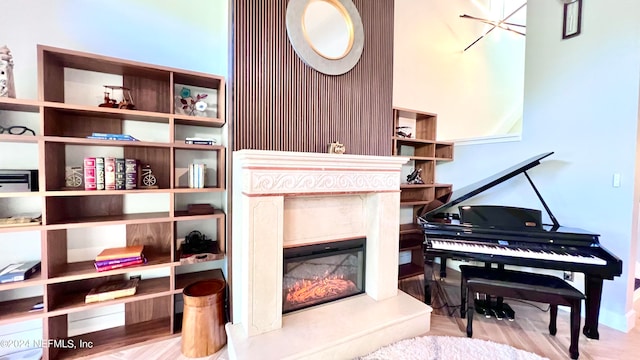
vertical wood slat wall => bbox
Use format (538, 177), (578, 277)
(231, 0), (394, 156)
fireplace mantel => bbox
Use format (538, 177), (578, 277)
(226, 150), (431, 359)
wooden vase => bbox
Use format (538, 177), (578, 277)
(181, 279), (227, 357)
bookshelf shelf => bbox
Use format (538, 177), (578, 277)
(0, 45), (227, 359)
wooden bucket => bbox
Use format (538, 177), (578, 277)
(181, 279), (227, 357)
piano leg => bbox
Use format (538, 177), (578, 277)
(423, 255), (437, 305)
(440, 257), (448, 279)
(583, 275), (604, 340)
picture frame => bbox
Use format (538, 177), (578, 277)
(562, 0), (582, 39)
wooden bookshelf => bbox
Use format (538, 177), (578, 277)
(0, 45), (227, 359)
(393, 107), (454, 279)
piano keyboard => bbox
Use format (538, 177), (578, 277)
(428, 239), (607, 266)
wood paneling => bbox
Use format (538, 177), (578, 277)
(231, 0), (394, 156)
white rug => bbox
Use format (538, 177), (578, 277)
(357, 336), (549, 360)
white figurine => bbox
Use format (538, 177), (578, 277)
(0, 45), (16, 98)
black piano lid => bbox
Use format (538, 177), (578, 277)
(421, 151), (554, 219)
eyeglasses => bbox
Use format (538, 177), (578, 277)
(0, 125), (36, 136)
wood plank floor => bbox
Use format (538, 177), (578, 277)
(94, 271), (640, 360)
(398, 271), (640, 360)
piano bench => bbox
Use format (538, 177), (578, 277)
(460, 265), (585, 360)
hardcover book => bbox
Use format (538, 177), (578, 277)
(95, 245), (144, 261)
(104, 157), (116, 190)
(0, 260), (41, 283)
(94, 256), (143, 267)
(83, 157), (96, 190)
(95, 157), (105, 190)
(115, 158), (126, 190)
(85, 278), (139, 303)
(125, 159), (138, 190)
(94, 257), (146, 272)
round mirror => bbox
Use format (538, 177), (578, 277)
(286, 0), (364, 76)
(302, 0), (353, 60)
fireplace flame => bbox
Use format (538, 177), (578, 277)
(286, 274), (357, 306)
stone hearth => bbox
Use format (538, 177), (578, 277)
(226, 150), (432, 359)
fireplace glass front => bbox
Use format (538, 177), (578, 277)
(283, 238), (365, 313)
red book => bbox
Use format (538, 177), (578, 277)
(84, 157), (96, 190)
(104, 157), (116, 190)
(94, 258), (145, 272)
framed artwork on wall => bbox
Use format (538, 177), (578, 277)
(562, 0), (582, 39)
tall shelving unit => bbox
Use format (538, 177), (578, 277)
(392, 107), (454, 279)
(0, 45), (227, 359)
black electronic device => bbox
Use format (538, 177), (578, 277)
(182, 230), (217, 255)
(0, 170), (38, 192)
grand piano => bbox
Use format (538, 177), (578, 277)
(419, 151), (623, 340)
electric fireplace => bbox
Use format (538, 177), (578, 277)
(283, 238), (365, 313)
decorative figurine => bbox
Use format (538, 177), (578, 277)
(327, 141), (345, 154)
(65, 166), (83, 188)
(177, 87), (208, 116)
(0, 45), (16, 98)
(406, 168), (424, 184)
(395, 126), (412, 138)
(98, 85), (135, 109)
(139, 164), (158, 189)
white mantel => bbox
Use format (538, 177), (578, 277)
(226, 150), (432, 359)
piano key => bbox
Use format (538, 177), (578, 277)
(428, 239), (607, 265)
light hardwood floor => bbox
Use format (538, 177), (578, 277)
(94, 272), (639, 360)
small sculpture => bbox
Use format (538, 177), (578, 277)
(177, 87), (208, 116)
(327, 141), (345, 154)
(0, 45), (16, 98)
(98, 85), (135, 109)
(395, 126), (412, 138)
(406, 168), (424, 184)
(140, 164), (158, 189)
(65, 166), (83, 188)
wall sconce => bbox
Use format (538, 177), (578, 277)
(562, 0), (582, 39)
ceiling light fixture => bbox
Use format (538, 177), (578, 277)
(461, 2), (527, 52)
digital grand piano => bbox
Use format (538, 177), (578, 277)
(419, 152), (623, 339)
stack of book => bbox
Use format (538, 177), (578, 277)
(94, 245), (145, 272)
(84, 157), (138, 191)
(188, 163), (206, 188)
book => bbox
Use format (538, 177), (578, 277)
(185, 137), (216, 145)
(115, 158), (126, 190)
(88, 133), (139, 141)
(188, 163), (206, 188)
(0, 260), (41, 283)
(94, 256), (144, 267)
(95, 245), (144, 261)
(125, 159), (138, 190)
(83, 157), (97, 190)
(96, 157), (105, 190)
(94, 257), (146, 272)
(104, 157), (116, 190)
(85, 278), (139, 303)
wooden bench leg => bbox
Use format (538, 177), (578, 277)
(549, 304), (558, 336)
(569, 300), (581, 359)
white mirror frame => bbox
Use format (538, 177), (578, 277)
(286, 0), (365, 76)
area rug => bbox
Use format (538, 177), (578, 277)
(357, 336), (549, 360)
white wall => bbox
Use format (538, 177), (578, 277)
(0, 0), (228, 352)
(394, 0), (526, 141)
(430, 1), (640, 332)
